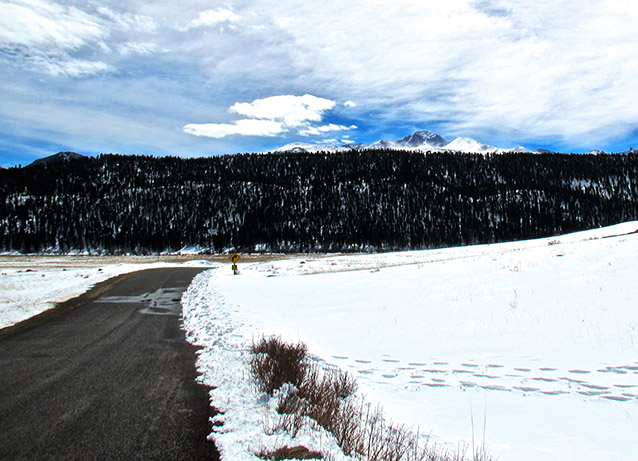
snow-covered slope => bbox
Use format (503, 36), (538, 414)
(270, 142), (352, 154)
(444, 136), (499, 153)
(183, 222), (638, 461)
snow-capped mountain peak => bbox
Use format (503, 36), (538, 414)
(444, 137), (498, 154)
(397, 130), (449, 148)
(271, 142), (351, 154)
(270, 130), (530, 154)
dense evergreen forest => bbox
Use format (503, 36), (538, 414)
(1, 150), (637, 254)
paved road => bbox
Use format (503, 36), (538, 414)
(0, 268), (219, 460)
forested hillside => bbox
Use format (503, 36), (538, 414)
(1, 150), (637, 253)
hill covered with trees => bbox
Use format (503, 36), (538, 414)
(1, 150), (637, 254)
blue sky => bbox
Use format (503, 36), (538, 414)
(2, 0), (638, 167)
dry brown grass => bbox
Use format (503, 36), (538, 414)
(251, 336), (309, 394)
(251, 336), (496, 461)
(257, 445), (323, 460)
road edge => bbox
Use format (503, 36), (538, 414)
(0, 270), (145, 341)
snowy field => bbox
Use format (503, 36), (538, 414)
(0, 258), (217, 330)
(182, 222), (638, 461)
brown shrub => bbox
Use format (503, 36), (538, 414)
(258, 445), (323, 460)
(251, 336), (496, 461)
(251, 336), (308, 394)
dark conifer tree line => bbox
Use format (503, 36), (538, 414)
(1, 150), (637, 254)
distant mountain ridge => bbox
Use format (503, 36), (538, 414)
(20, 139), (638, 167)
(272, 130), (530, 154)
(272, 130), (638, 155)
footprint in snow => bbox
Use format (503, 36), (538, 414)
(514, 386), (540, 393)
(603, 395), (632, 402)
(541, 390), (569, 396)
(424, 382), (449, 388)
(598, 367), (627, 374)
(580, 383), (609, 390)
(578, 390), (610, 396)
(481, 384), (509, 392)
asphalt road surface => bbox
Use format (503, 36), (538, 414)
(0, 268), (219, 460)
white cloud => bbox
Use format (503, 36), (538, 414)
(299, 123), (357, 137)
(0, 0), (114, 77)
(184, 94), (342, 139)
(4, 0), (638, 159)
(33, 56), (111, 77)
(96, 6), (157, 33)
(230, 94), (335, 128)
(0, 1), (164, 77)
(183, 119), (284, 138)
(117, 42), (159, 56)
(183, 8), (241, 30)
(241, 0), (638, 147)
(0, 0), (105, 49)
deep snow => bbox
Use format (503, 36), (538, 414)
(182, 222), (638, 461)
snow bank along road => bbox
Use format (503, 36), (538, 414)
(0, 268), (219, 460)
(182, 222), (638, 461)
